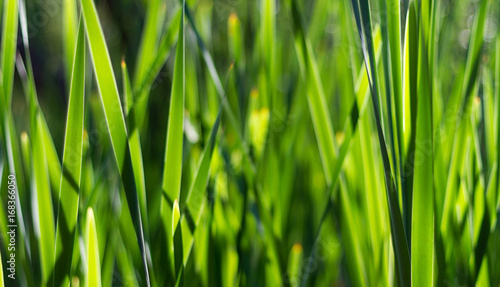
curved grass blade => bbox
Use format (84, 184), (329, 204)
(85, 208), (101, 287)
(80, 0), (150, 284)
(52, 18), (86, 287)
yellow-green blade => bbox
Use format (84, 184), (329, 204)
(0, 0), (18, 103)
(85, 208), (101, 287)
(411, 14), (434, 287)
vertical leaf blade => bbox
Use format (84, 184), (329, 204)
(53, 18), (86, 287)
(80, 0), (150, 284)
(85, 208), (101, 287)
(411, 17), (434, 287)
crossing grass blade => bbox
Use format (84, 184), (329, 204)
(52, 18), (86, 287)
(0, 0), (26, 203)
(441, 0), (488, 243)
(15, 26), (57, 282)
(411, 16), (434, 287)
(287, 0), (337, 185)
(85, 208), (101, 287)
(132, 9), (181, 115)
(350, 0), (411, 285)
(122, 59), (149, 238)
(181, 109), (221, 261)
(132, 0), (164, 130)
(175, 108), (221, 282)
(80, 0), (150, 284)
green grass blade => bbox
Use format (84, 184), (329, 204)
(0, 246), (4, 286)
(85, 208), (101, 287)
(441, 0), (488, 241)
(33, 115), (56, 284)
(162, 0), (185, 209)
(63, 0), (78, 84)
(402, 0), (419, 246)
(132, 0), (164, 130)
(411, 18), (434, 287)
(288, 0), (338, 185)
(181, 1), (256, 180)
(133, 9), (181, 108)
(287, 244), (303, 287)
(134, 0), (162, 88)
(350, 0), (411, 284)
(183, 110), (221, 230)
(160, 2), (185, 280)
(122, 60), (150, 238)
(80, 0), (150, 284)
(496, 34), (500, 199)
(52, 18), (86, 287)
(176, 108), (221, 275)
(1, 0), (18, 103)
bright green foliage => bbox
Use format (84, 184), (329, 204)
(85, 208), (101, 287)
(0, 0), (499, 286)
(53, 18), (86, 287)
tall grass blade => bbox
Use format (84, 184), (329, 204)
(402, 0), (418, 240)
(350, 0), (411, 284)
(411, 17), (434, 287)
(63, 0), (78, 84)
(52, 18), (86, 287)
(122, 59), (150, 238)
(133, 0), (164, 130)
(160, 1), (185, 280)
(287, 0), (338, 185)
(441, 0), (488, 242)
(176, 108), (221, 281)
(162, 0), (185, 212)
(1, 0), (18, 103)
(80, 0), (150, 284)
